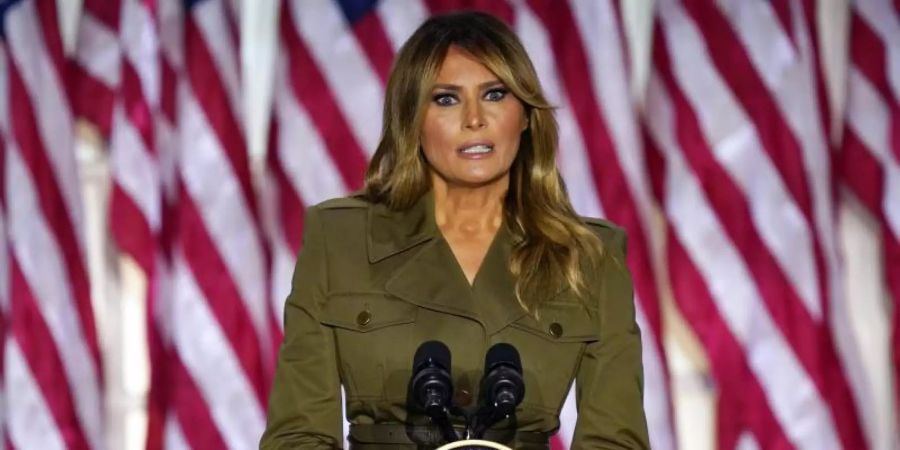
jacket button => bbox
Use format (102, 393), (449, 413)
(549, 322), (563, 338)
(356, 311), (372, 327)
(454, 388), (473, 407)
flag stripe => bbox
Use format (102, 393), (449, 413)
(71, 66), (117, 136)
(666, 230), (792, 450)
(4, 342), (67, 450)
(82, 0), (120, 29)
(652, 7), (870, 447)
(423, 0), (515, 24)
(842, 1), (900, 431)
(266, 122), (306, 254)
(179, 90), (270, 341)
(171, 253), (266, 450)
(279, 2), (368, 189)
(854, 0), (900, 109)
(73, 12), (119, 86)
(71, 0), (120, 135)
(6, 51), (101, 380)
(184, 17), (258, 224)
(171, 6), (274, 447)
(645, 71), (841, 449)
(375, 0), (429, 51)
(120, 60), (156, 152)
(682, 0), (830, 310)
(7, 5), (86, 253)
(272, 53), (350, 208)
(3, 7), (105, 449)
(8, 261), (89, 450)
(31, 0), (67, 88)
(5, 138), (103, 450)
(349, 12), (394, 84)
(658, 0), (824, 319)
(175, 187), (267, 405)
(654, 21), (853, 442)
(850, 15), (895, 104)
(109, 184), (156, 273)
(288, 1), (384, 154)
(170, 357), (229, 450)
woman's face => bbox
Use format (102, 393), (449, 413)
(420, 46), (527, 189)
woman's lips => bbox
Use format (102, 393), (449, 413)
(458, 143), (494, 159)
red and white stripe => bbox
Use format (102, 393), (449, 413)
(644, 0), (871, 448)
(96, 0), (179, 449)
(144, 0), (184, 447)
(840, 0), (900, 420)
(264, 1), (676, 449)
(166, 0), (273, 448)
(1, 39), (9, 450)
(71, 0), (121, 136)
(1, 1), (104, 449)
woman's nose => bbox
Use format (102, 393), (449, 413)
(464, 101), (486, 130)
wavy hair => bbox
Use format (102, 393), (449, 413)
(363, 11), (604, 312)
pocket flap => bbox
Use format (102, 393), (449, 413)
(321, 293), (417, 332)
(510, 302), (598, 342)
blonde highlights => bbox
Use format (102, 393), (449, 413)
(364, 11), (603, 312)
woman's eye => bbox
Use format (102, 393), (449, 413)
(433, 93), (457, 106)
(484, 88), (507, 101)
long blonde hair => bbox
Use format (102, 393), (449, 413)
(363, 11), (603, 312)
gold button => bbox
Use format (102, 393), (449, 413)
(356, 311), (372, 327)
(454, 388), (473, 407)
(549, 322), (563, 338)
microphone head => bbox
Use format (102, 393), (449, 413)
(484, 342), (521, 372)
(480, 343), (524, 417)
(410, 341), (453, 418)
(414, 340), (451, 372)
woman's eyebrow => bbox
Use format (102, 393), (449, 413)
(432, 80), (504, 91)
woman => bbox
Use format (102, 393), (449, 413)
(261, 11), (649, 450)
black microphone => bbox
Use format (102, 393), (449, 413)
(410, 341), (458, 442)
(472, 343), (525, 439)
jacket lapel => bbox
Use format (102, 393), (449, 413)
(470, 225), (528, 335)
(370, 192), (529, 334)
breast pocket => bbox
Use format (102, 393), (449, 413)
(501, 302), (598, 412)
(320, 293), (418, 401)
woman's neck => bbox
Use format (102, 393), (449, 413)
(431, 176), (507, 235)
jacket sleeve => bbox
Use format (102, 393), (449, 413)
(571, 228), (650, 450)
(260, 207), (344, 449)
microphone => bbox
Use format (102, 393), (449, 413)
(410, 341), (458, 442)
(472, 343), (525, 439)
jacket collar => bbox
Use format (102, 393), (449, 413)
(368, 192), (528, 334)
(367, 192), (438, 264)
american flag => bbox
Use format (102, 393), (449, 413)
(3, 0), (897, 449)
(841, 0), (900, 423)
(80, 0), (181, 448)
(169, 0), (275, 448)
(644, 0), (882, 448)
(1, 0), (104, 449)
(73, 0), (277, 448)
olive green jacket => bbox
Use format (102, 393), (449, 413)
(260, 193), (649, 449)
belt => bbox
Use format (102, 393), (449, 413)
(348, 423), (551, 450)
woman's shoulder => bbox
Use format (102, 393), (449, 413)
(312, 193), (373, 212)
(579, 216), (627, 248)
(302, 194), (374, 238)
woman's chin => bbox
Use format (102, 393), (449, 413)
(446, 174), (509, 190)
